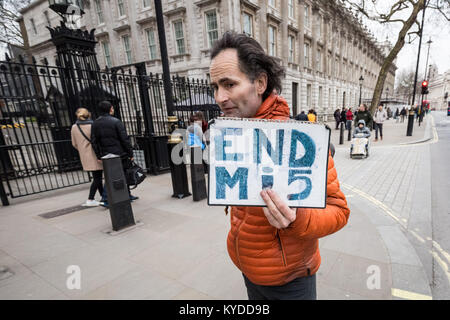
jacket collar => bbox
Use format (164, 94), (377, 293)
(253, 92), (290, 120)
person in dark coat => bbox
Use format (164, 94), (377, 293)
(354, 104), (374, 130)
(295, 110), (309, 121)
(91, 100), (137, 206)
(340, 107), (347, 128)
(334, 109), (341, 129)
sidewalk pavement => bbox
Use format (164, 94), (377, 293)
(0, 113), (435, 300)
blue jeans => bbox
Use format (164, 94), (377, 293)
(243, 273), (317, 300)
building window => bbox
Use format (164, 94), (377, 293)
(306, 84), (312, 108)
(43, 11), (51, 27)
(318, 86), (323, 109)
(94, 0), (103, 24)
(288, 35), (295, 63)
(146, 28), (157, 60)
(317, 15), (322, 39)
(173, 20), (185, 54)
(30, 18), (37, 34)
(268, 0), (275, 8)
(243, 12), (253, 37)
(102, 41), (112, 68)
(205, 10), (218, 48)
(122, 35), (132, 64)
(304, 5), (310, 28)
(288, 0), (294, 19)
(316, 49), (322, 72)
(304, 42), (310, 68)
(143, 0), (151, 8)
(118, 0), (125, 16)
(268, 25), (276, 56)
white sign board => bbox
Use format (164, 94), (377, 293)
(208, 118), (331, 208)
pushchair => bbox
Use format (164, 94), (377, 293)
(350, 133), (369, 159)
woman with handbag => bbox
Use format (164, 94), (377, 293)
(71, 108), (103, 206)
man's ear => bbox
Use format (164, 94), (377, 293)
(255, 72), (268, 96)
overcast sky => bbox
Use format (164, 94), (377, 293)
(361, 0), (450, 81)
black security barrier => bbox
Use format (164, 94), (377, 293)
(102, 154), (135, 232)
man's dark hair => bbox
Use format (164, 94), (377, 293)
(98, 100), (112, 114)
(210, 31), (285, 101)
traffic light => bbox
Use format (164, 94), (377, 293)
(421, 80), (429, 95)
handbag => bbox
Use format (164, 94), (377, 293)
(125, 161), (146, 190)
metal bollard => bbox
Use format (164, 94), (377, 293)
(347, 123), (352, 141)
(102, 154), (135, 232)
(190, 146), (207, 201)
(339, 122), (344, 145)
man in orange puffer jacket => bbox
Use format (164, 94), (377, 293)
(209, 32), (350, 300)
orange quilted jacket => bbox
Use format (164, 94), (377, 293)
(226, 93), (350, 286)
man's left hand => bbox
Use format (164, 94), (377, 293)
(260, 189), (297, 229)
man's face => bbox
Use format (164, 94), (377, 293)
(378, 106), (383, 111)
(210, 49), (266, 118)
(110, 106), (114, 115)
(359, 124), (363, 129)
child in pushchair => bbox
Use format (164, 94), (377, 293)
(350, 120), (371, 158)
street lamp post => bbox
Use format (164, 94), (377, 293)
(359, 75), (364, 106)
(407, 0), (428, 136)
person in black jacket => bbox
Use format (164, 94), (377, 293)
(91, 100), (138, 206)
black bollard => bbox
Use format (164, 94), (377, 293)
(347, 123), (352, 141)
(102, 154), (135, 232)
(339, 122), (344, 145)
(190, 146), (207, 201)
(168, 142), (191, 199)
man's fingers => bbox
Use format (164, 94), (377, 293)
(260, 190), (292, 228)
(266, 189), (296, 223)
(262, 207), (282, 229)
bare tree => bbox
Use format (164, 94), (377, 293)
(395, 68), (424, 104)
(342, 0), (450, 114)
(0, 0), (32, 47)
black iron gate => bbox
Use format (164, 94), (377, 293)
(0, 55), (220, 205)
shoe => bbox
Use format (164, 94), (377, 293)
(99, 201), (109, 208)
(82, 200), (100, 207)
(374, 138), (378, 142)
(130, 195), (139, 201)
(380, 136), (383, 140)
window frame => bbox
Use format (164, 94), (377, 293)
(122, 35), (132, 64)
(304, 4), (310, 29)
(173, 20), (186, 55)
(268, 25), (277, 57)
(205, 9), (219, 49)
(102, 41), (112, 68)
(304, 41), (310, 68)
(288, 35), (295, 63)
(117, 0), (125, 17)
(94, 0), (104, 24)
(288, 0), (294, 19)
(242, 12), (253, 37)
(145, 28), (157, 60)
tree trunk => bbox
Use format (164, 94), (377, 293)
(369, 0), (425, 114)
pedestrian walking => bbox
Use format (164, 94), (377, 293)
(295, 110), (308, 121)
(334, 109), (341, 129)
(340, 107), (347, 127)
(354, 104), (374, 131)
(209, 31), (350, 300)
(345, 107), (353, 131)
(71, 108), (103, 206)
(395, 108), (400, 123)
(400, 107), (407, 123)
(373, 105), (387, 141)
(91, 101), (138, 207)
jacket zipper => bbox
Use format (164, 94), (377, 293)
(276, 230), (287, 267)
